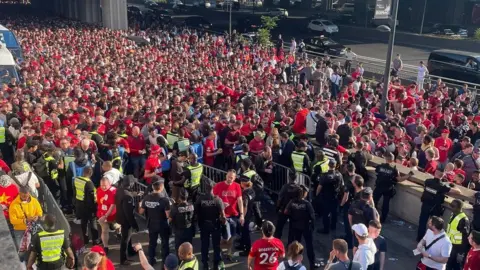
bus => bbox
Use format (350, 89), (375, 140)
(0, 24), (23, 62)
(0, 45), (20, 85)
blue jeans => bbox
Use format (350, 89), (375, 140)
(13, 230), (27, 261)
(224, 216), (240, 240)
(129, 155), (145, 178)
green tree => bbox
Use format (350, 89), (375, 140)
(475, 29), (480, 41)
(257, 16), (279, 47)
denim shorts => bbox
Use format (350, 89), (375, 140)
(223, 216), (240, 240)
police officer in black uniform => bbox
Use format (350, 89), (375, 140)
(316, 159), (344, 234)
(195, 179), (225, 270)
(238, 174), (262, 257)
(417, 168), (462, 242)
(274, 170), (301, 239)
(170, 188), (195, 250)
(373, 152), (411, 223)
(285, 185), (321, 269)
(348, 187), (379, 228)
(340, 165), (363, 248)
(139, 176), (171, 266)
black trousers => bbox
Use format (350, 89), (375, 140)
(288, 227), (316, 269)
(239, 217), (252, 252)
(373, 188), (395, 223)
(274, 212), (288, 239)
(446, 245), (466, 270)
(120, 224), (135, 263)
(174, 227), (194, 251)
(342, 204), (353, 248)
(148, 226), (171, 264)
(80, 215), (98, 244)
(200, 224), (222, 268)
(322, 198), (339, 232)
(417, 202), (443, 242)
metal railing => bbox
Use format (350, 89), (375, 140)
(296, 172), (311, 187)
(269, 162), (291, 193)
(36, 176), (71, 240)
(203, 164), (228, 183)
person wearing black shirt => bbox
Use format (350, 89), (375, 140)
(115, 175), (140, 266)
(195, 179), (225, 270)
(340, 163), (361, 248)
(373, 153), (410, 223)
(285, 185), (320, 269)
(170, 188), (195, 250)
(337, 115), (354, 149)
(348, 187), (379, 228)
(417, 169), (462, 242)
(316, 159), (344, 234)
(139, 176), (171, 266)
(353, 220), (387, 270)
(275, 170), (301, 239)
(238, 175), (262, 256)
(348, 142), (371, 187)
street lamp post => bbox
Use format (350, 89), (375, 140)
(379, 0), (400, 115)
(419, 0), (428, 35)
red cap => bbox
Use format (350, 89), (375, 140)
(442, 129), (450, 134)
(70, 118), (79, 125)
(62, 120), (70, 127)
(151, 144), (161, 155)
(90, 245), (106, 256)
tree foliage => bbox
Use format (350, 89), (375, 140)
(257, 16), (278, 47)
(475, 29), (480, 41)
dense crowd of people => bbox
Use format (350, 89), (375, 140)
(1, 9), (480, 270)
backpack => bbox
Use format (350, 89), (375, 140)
(252, 174), (264, 194)
(33, 157), (49, 179)
(282, 260), (303, 270)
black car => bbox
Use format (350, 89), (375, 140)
(149, 7), (173, 22)
(428, 49), (480, 84)
(236, 16), (263, 33)
(184, 16), (213, 29)
(305, 36), (345, 56)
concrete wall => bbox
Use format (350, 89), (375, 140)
(0, 214), (22, 268)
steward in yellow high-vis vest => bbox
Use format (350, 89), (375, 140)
(173, 129), (190, 156)
(446, 199), (470, 264)
(26, 214), (75, 270)
(290, 142), (312, 175)
(184, 153), (203, 203)
(73, 166), (100, 245)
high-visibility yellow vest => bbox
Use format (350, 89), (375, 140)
(236, 154), (249, 163)
(185, 164), (203, 188)
(289, 134), (295, 140)
(63, 156), (75, 171)
(112, 156), (123, 173)
(291, 151), (306, 172)
(38, 229), (64, 262)
(167, 132), (179, 147)
(177, 138), (190, 153)
(313, 157), (329, 174)
(447, 212), (467, 245)
(179, 257), (199, 270)
(44, 156), (58, 180)
(243, 170), (257, 180)
(0, 127), (5, 143)
(89, 131), (99, 136)
(119, 133), (128, 138)
(74, 177), (96, 201)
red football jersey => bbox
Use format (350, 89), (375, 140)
(249, 238), (285, 270)
(96, 186), (117, 222)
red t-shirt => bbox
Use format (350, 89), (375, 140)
(434, 137), (452, 163)
(213, 181), (242, 218)
(248, 238), (285, 270)
(144, 156), (161, 184)
(96, 186), (117, 222)
(292, 108), (309, 134)
(204, 139), (215, 166)
(249, 138), (265, 154)
(464, 248), (480, 270)
(401, 96), (415, 111)
(425, 160), (438, 175)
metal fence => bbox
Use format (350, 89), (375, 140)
(36, 176), (71, 240)
(203, 164), (228, 183)
(269, 162), (290, 193)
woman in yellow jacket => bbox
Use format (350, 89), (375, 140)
(8, 186), (43, 261)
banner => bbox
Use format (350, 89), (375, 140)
(374, 0), (392, 19)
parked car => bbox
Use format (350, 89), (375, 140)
(305, 36), (346, 56)
(236, 16), (263, 33)
(307, 19), (339, 34)
(428, 49), (480, 84)
(336, 3), (354, 13)
(184, 16), (213, 29)
(241, 32), (258, 44)
(173, 3), (190, 13)
(267, 8), (288, 18)
(144, 0), (159, 9)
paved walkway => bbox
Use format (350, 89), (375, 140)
(71, 210), (419, 269)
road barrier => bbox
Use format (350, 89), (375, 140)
(203, 164), (228, 183)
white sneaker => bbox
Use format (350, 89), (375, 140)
(73, 218), (81, 225)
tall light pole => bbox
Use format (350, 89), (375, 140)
(379, 0), (399, 115)
(229, 0), (232, 37)
(419, 0), (428, 35)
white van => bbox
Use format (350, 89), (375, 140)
(0, 44), (20, 85)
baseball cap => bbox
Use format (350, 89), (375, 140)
(352, 223), (368, 237)
(362, 187), (373, 196)
(328, 159), (337, 166)
(150, 144), (161, 155)
(152, 175), (165, 185)
(441, 129), (450, 134)
(164, 253), (179, 270)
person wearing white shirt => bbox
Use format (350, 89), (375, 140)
(353, 77), (362, 95)
(417, 61), (429, 91)
(290, 38), (297, 55)
(330, 71), (341, 99)
(102, 161), (122, 186)
(416, 216), (452, 270)
(344, 48), (357, 72)
(352, 224), (376, 270)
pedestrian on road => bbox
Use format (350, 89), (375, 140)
(417, 61), (429, 91)
(391, 54), (403, 77)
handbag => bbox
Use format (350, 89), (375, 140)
(416, 234), (446, 270)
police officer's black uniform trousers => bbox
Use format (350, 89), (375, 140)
(148, 226), (171, 264)
(174, 227), (194, 251)
(342, 203), (353, 248)
(274, 212), (288, 239)
(288, 227), (315, 269)
(321, 197), (339, 233)
(417, 202), (443, 242)
(373, 188), (395, 223)
(200, 221), (222, 268)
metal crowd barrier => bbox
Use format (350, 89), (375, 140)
(296, 172), (311, 188)
(269, 162), (291, 193)
(202, 164), (228, 183)
(131, 180), (148, 208)
(36, 176), (71, 240)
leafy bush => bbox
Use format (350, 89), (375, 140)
(475, 28), (480, 41)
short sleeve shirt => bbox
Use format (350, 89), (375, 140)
(249, 238), (285, 270)
(421, 230), (452, 269)
(213, 181), (242, 217)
